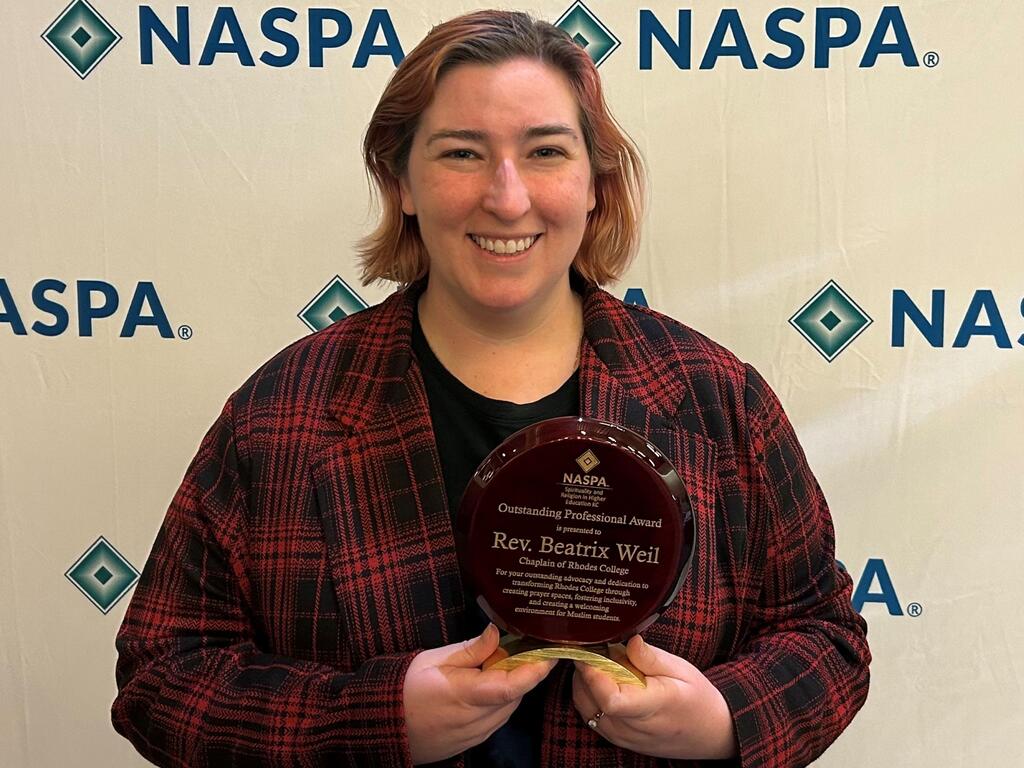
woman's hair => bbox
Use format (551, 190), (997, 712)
(357, 9), (646, 287)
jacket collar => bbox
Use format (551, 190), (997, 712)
(326, 276), (689, 433)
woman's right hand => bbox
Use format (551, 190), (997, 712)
(403, 623), (556, 764)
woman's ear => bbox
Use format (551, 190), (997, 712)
(399, 175), (416, 216)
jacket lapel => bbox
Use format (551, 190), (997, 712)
(311, 286), (466, 663)
(577, 288), (724, 665)
(542, 290), (727, 764)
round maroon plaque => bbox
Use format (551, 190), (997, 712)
(457, 417), (695, 648)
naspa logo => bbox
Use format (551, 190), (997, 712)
(0, 278), (188, 339)
(790, 281), (873, 362)
(299, 275), (368, 332)
(557, 3), (934, 71)
(42, 2), (406, 76)
(638, 5), (933, 70)
(137, 6), (404, 68)
(790, 281), (1024, 362)
(43, 3), (935, 78)
(555, 2), (620, 67)
(890, 289), (1024, 351)
(42, 0), (122, 79)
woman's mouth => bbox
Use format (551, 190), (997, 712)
(468, 233), (541, 255)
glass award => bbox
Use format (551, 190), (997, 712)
(457, 417), (695, 686)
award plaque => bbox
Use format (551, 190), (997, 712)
(457, 417), (695, 686)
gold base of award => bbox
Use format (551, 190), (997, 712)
(483, 634), (646, 685)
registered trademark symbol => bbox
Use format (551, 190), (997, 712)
(177, 325), (193, 340)
(923, 51), (939, 68)
(907, 602), (923, 617)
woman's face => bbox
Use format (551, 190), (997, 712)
(400, 58), (596, 319)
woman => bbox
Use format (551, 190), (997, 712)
(112, 10), (870, 768)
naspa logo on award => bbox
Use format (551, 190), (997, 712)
(576, 449), (601, 473)
(42, 0), (121, 79)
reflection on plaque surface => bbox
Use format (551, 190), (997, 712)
(457, 417), (696, 684)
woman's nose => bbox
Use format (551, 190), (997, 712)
(482, 158), (531, 220)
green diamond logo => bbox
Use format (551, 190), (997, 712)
(790, 281), (873, 362)
(299, 275), (369, 332)
(65, 536), (139, 614)
(555, 2), (620, 67)
(42, 0), (121, 79)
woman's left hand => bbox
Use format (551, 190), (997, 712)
(572, 635), (739, 760)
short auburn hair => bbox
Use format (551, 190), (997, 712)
(358, 9), (645, 287)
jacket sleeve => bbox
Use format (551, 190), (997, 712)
(701, 365), (871, 768)
(111, 399), (417, 767)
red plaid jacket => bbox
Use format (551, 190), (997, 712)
(112, 281), (870, 767)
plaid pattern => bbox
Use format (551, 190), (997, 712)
(112, 281), (869, 767)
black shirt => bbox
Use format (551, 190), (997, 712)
(412, 309), (578, 768)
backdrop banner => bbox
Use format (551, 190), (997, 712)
(2, 1), (1022, 765)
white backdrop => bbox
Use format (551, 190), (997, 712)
(2, 1), (1023, 765)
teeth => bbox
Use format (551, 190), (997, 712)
(471, 235), (537, 254)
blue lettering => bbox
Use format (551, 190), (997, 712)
(139, 6), (190, 65)
(623, 288), (649, 308)
(1019, 297), (1024, 346)
(77, 280), (119, 337)
(32, 279), (69, 336)
(0, 279), (28, 335)
(309, 9), (353, 68)
(260, 7), (299, 67)
(953, 290), (1012, 349)
(763, 7), (805, 69)
(0, 280), (174, 337)
(700, 9), (757, 70)
(814, 7), (861, 68)
(199, 7), (255, 67)
(851, 558), (903, 615)
(892, 289), (944, 347)
(353, 9), (404, 68)
(639, 9), (690, 70)
(860, 6), (918, 67)
(122, 282), (174, 338)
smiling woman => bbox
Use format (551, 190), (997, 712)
(111, 10), (870, 768)
(396, 59), (599, 402)
(399, 60), (595, 322)
(359, 11), (644, 290)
